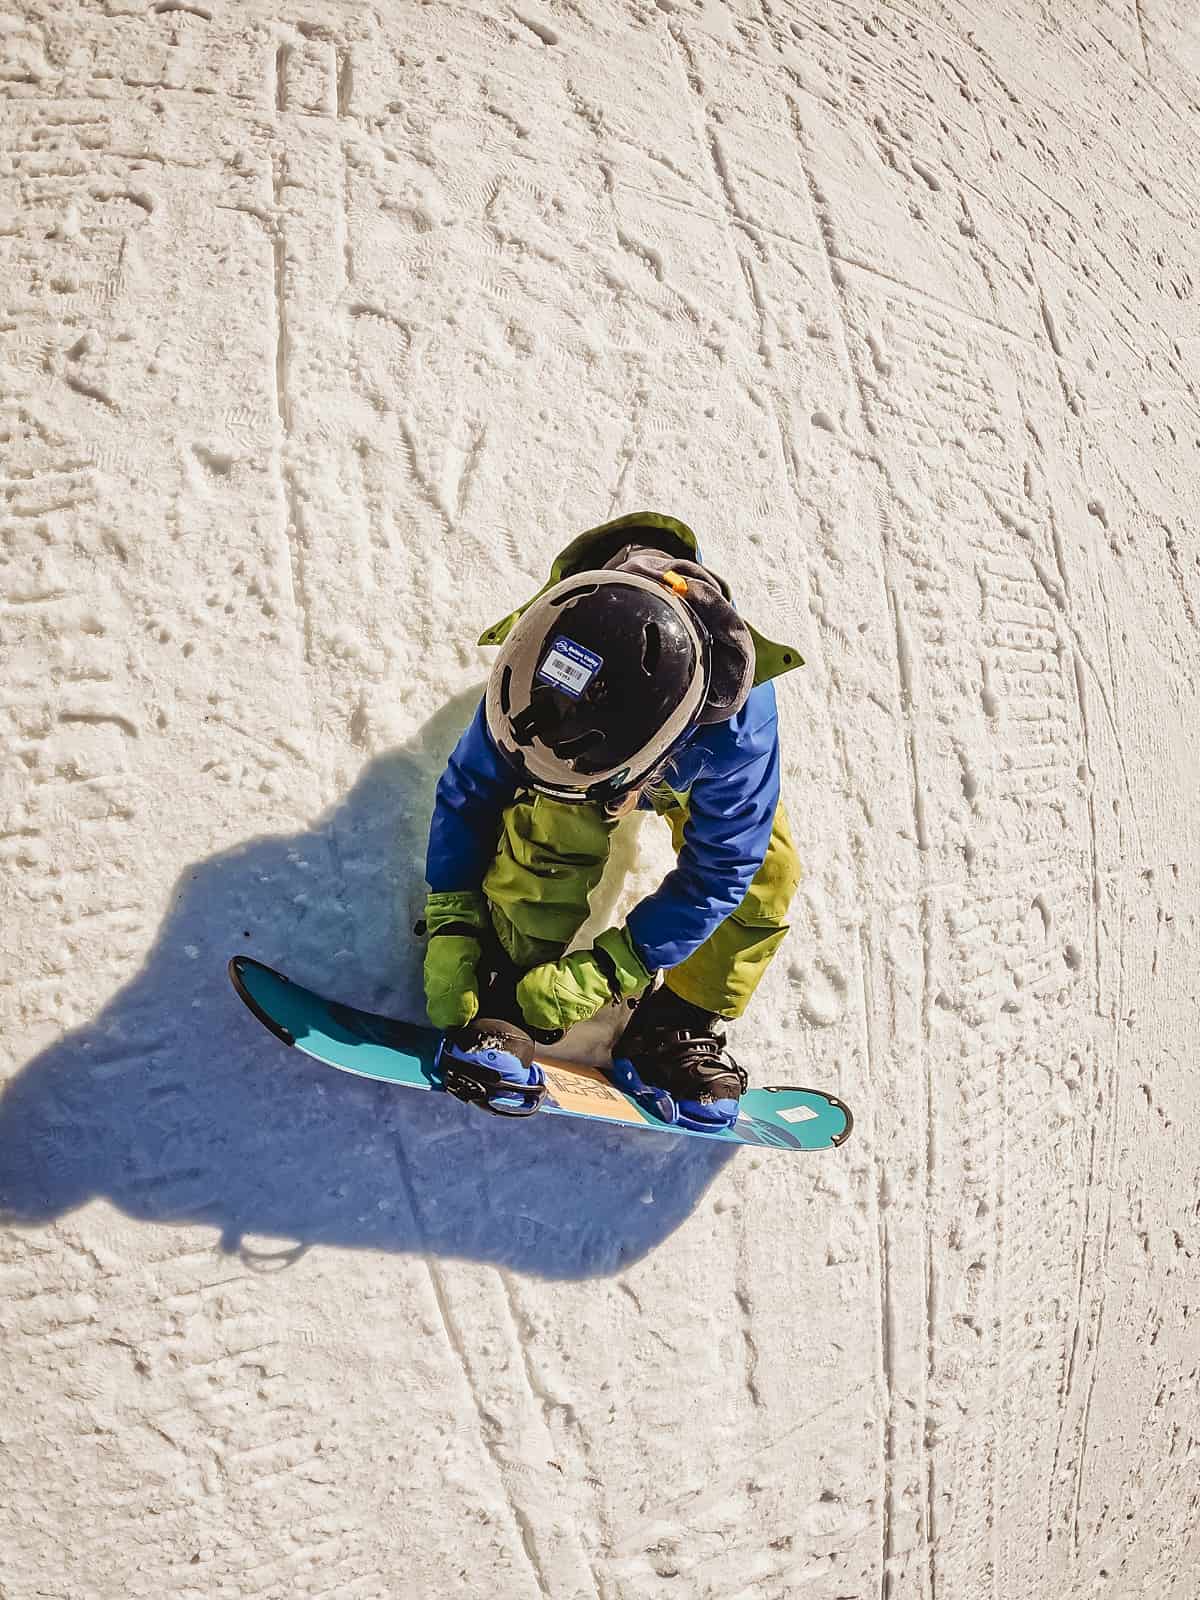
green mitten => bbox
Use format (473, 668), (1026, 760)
(516, 926), (653, 1033)
(423, 890), (486, 1030)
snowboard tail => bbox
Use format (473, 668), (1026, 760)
(228, 957), (852, 1153)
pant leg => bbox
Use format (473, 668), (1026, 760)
(657, 797), (801, 1019)
(482, 794), (616, 968)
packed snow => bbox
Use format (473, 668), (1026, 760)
(2, 2), (1199, 1596)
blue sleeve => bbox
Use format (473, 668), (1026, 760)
(625, 698), (780, 972)
(425, 700), (521, 892)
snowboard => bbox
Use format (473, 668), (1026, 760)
(228, 956), (853, 1153)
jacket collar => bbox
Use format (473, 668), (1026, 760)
(477, 512), (805, 686)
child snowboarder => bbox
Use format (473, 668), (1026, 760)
(421, 512), (803, 1131)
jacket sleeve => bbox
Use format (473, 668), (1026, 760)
(425, 699), (521, 892)
(624, 704), (781, 972)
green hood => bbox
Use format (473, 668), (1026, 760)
(477, 512), (805, 686)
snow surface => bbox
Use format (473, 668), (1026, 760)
(2, 2), (1200, 1596)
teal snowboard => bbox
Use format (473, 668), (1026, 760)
(229, 956), (852, 1153)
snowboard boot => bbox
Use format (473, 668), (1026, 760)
(438, 1017), (547, 1117)
(613, 984), (748, 1132)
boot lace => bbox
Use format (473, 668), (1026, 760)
(642, 1025), (748, 1101)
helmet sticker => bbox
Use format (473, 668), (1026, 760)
(536, 636), (603, 700)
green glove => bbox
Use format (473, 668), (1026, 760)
(516, 926), (653, 1033)
(423, 890), (486, 1030)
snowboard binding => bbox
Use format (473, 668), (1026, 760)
(608, 1054), (744, 1134)
(436, 1018), (547, 1118)
(612, 983), (748, 1133)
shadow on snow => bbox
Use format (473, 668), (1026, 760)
(0, 690), (732, 1278)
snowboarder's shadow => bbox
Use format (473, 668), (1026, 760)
(0, 689), (733, 1278)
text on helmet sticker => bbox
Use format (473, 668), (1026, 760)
(536, 636), (603, 699)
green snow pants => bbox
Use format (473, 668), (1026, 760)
(481, 791), (801, 1019)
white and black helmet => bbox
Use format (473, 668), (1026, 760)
(485, 552), (755, 804)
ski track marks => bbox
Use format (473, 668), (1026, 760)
(2, 2), (1200, 1597)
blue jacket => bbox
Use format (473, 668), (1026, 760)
(425, 512), (801, 973)
(425, 683), (781, 972)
